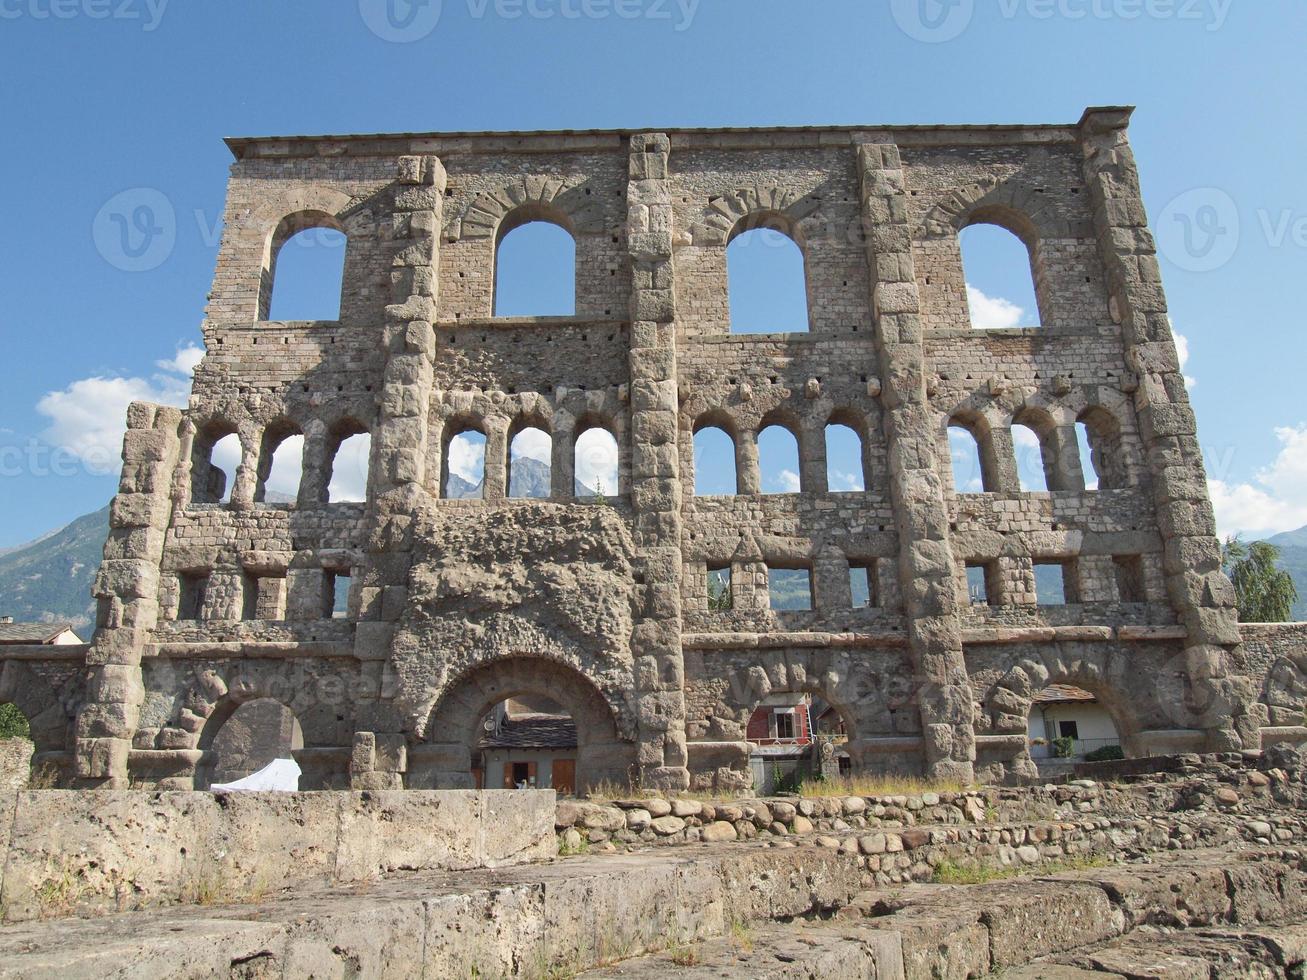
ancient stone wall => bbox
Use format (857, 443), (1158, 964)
(25, 110), (1306, 791)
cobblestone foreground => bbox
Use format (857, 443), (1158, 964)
(3, 750), (1305, 977)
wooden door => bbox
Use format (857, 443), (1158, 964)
(552, 758), (576, 795)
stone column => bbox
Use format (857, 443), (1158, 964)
(76, 403), (184, 787)
(1047, 424), (1087, 491)
(800, 420), (829, 494)
(858, 141), (976, 782)
(354, 154), (447, 780)
(735, 429), (760, 495)
(626, 133), (689, 791)
(1079, 108), (1255, 750)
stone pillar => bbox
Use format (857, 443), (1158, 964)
(76, 403), (184, 787)
(858, 141), (976, 782)
(1047, 424), (1087, 491)
(482, 420), (508, 501)
(735, 429), (759, 495)
(355, 153), (447, 757)
(626, 133), (689, 791)
(986, 427), (1021, 493)
(551, 414), (575, 500)
(800, 419), (829, 494)
(1079, 108), (1255, 750)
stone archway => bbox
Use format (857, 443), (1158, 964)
(411, 657), (635, 793)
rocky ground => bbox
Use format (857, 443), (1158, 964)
(1, 746), (1304, 977)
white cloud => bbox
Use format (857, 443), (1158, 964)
(1209, 424), (1307, 539)
(1172, 328), (1197, 390)
(328, 433), (371, 503)
(575, 429), (618, 495)
(447, 432), (486, 484)
(966, 284), (1024, 330)
(830, 468), (863, 492)
(509, 427), (551, 463)
(775, 469), (801, 493)
(262, 434), (304, 498)
(36, 344), (201, 476)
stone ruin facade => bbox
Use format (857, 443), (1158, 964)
(11, 107), (1307, 792)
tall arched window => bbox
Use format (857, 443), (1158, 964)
(959, 221), (1041, 330)
(948, 424), (987, 493)
(825, 419), (866, 492)
(193, 424), (241, 504)
(727, 217), (809, 334)
(693, 425), (736, 496)
(508, 425), (552, 499)
(758, 424), (801, 494)
(328, 430), (371, 503)
(442, 424), (486, 499)
(262, 212), (346, 321)
(1075, 422), (1099, 491)
(1077, 408), (1129, 490)
(255, 423), (303, 504)
(575, 426), (619, 498)
(494, 211), (576, 317)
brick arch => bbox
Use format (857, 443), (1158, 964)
(190, 416), (244, 504)
(0, 661), (75, 758)
(920, 178), (1079, 244)
(689, 186), (824, 246)
(258, 203), (353, 320)
(254, 415), (304, 504)
(457, 176), (608, 241)
(416, 656), (636, 791)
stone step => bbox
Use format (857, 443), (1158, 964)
(0, 844), (861, 979)
(579, 848), (1307, 980)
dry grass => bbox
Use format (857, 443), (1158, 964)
(582, 780), (733, 804)
(932, 853), (1111, 885)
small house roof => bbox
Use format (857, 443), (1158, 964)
(1033, 684), (1097, 705)
(479, 714), (577, 751)
(0, 622), (76, 645)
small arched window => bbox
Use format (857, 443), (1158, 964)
(442, 424), (486, 499)
(693, 425), (736, 496)
(262, 212), (346, 322)
(825, 419), (866, 492)
(494, 210), (576, 317)
(727, 216), (809, 334)
(508, 425), (552, 499)
(255, 423), (303, 504)
(959, 220), (1041, 330)
(193, 424), (241, 504)
(1077, 408), (1128, 490)
(575, 426), (619, 498)
(758, 424), (801, 494)
(328, 429), (371, 503)
(1011, 422), (1049, 492)
(948, 423), (987, 493)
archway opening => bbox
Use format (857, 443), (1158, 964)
(575, 426), (619, 498)
(494, 219), (576, 317)
(693, 425), (736, 496)
(948, 424), (986, 493)
(194, 428), (241, 504)
(508, 425), (552, 499)
(474, 694), (578, 794)
(265, 219), (346, 322)
(1012, 423), (1049, 492)
(1026, 684), (1123, 770)
(745, 692), (851, 794)
(258, 429), (303, 504)
(825, 421), (866, 492)
(727, 222), (809, 334)
(959, 222), (1041, 329)
(328, 430), (371, 503)
(199, 698), (304, 790)
(443, 426), (486, 498)
(758, 424), (801, 494)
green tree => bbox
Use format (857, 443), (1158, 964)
(1222, 536), (1299, 623)
(708, 569), (732, 612)
(0, 703), (30, 740)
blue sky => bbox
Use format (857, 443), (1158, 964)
(2, 1), (1305, 547)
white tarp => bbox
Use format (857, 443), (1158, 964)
(211, 757), (301, 792)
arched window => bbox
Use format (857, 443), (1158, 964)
(494, 213), (576, 317)
(575, 426), (619, 498)
(1011, 423), (1049, 492)
(825, 420), (866, 492)
(262, 212), (346, 322)
(948, 423), (987, 493)
(442, 424), (486, 499)
(727, 218), (809, 334)
(193, 424), (241, 504)
(758, 424), (801, 494)
(1077, 409), (1128, 490)
(508, 425), (552, 499)
(693, 425), (736, 496)
(959, 221), (1041, 330)
(328, 430), (371, 503)
(255, 423), (303, 504)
